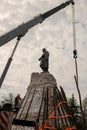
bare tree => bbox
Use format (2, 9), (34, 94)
(1, 93), (14, 105)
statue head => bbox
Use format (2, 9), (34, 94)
(42, 48), (46, 52)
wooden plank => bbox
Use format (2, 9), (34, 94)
(12, 119), (36, 127)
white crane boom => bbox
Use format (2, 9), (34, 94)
(0, 16), (43, 46)
(0, 0), (74, 47)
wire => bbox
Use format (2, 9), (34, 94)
(71, 1), (85, 125)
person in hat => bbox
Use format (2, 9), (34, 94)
(14, 94), (21, 110)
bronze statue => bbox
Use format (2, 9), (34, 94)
(39, 48), (49, 72)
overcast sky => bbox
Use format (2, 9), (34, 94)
(0, 0), (87, 103)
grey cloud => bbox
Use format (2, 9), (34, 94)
(0, 0), (87, 102)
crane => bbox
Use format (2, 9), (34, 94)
(0, 0), (74, 88)
(0, 0), (74, 46)
(0, 1), (79, 130)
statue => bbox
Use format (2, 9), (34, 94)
(39, 48), (49, 72)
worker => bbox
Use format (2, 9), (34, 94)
(39, 48), (49, 72)
(14, 94), (21, 111)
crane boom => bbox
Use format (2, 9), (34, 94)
(0, 0), (74, 47)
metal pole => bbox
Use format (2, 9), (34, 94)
(0, 36), (21, 88)
(71, 2), (85, 125)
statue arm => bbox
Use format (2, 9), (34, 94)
(38, 54), (44, 61)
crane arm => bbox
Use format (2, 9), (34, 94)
(0, 0), (74, 47)
(42, 0), (74, 19)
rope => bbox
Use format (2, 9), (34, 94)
(65, 126), (77, 130)
(39, 101), (72, 130)
(56, 101), (67, 109)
